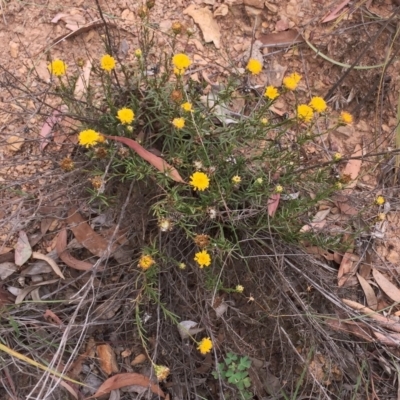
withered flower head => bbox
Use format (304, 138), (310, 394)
(170, 90), (183, 103)
(60, 157), (74, 172)
(194, 234), (210, 248)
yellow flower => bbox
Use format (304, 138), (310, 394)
(256, 177), (263, 184)
(181, 102), (193, 112)
(78, 129), (101, 147)
(283, 72), (301, 90)
(232, 175), (241, 184)
(172, 53), (191, 72)
(261, 118), (268, 125)
(197, 337), (213, 354)
(178, 262), (186, 269)
(100, 54), (116, 72)
(135, 49), (142, 57)
(194, 250), (211, 268)
(309, 96), (327, 113)
(340, 111), (353, 125)
(264, 86), (279, 100)
(333, 152), (342, 161)
(246, 58), (262, 75)
(172, 117), (185, 129)
(174, 67), (185, 76)
(334, 182), (343, 190)
(190, 172), (210, 191)
(117, 108), (135, 124)
(275, 185), (283, 193)
(172, 21), (183, 34)
(154, 365), (170, 381)
(375, 196), (385, 206)
(48, 59), (67, 76)
(377, 213), (386, 221)
(236, 285), (244, 293)
(138, 254), (155, 270)
(297, 104), (314, 123)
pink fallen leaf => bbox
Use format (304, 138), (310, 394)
(372, 269), (400, 303)
(322, 0), (351, 23)
(15, 231), (32, 267)
(107, 136), (185, 183)
(85, 373), (165, 399)
(267, 193), (280, 217)
(40, 110), (62, 151)
(341, 144), (362, 190)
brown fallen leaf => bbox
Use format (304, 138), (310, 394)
(372, 269), (400, 303)
(15, 231), (32, 267)
(342, 299), (400, 333)
(321, 0), (351, 23)
(67, 208), (116, 257)
(85, 373), (165, 399)
(184, 4), (221, 49)
(97, 344), (119, 375)
(258, 29), (304, 48)
(43, 309), (63, 326)
(7, 135), (25, 152)
(356, 273), (377, 310)
(68, 337), (96, 379)
(32, 252), (65, 279)
(107, 136), (185, 183)
(131, 354), (147, 366)
(338, 252), (358, 287)
(341, 144), (362, 191)
(304, 246), (335, 261)
(56, 229), (98, 271)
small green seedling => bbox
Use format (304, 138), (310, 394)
(212, 352), (252, 399)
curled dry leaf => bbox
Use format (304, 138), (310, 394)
(341, 144), (362, 191)
(32, 252), (65, 279)
(338, 252), (358, 288)
(259, 29), (304, 48)
(372, 269), (400, 303)
(15, 279), (59, 304)
(85, 373), (165, 399)
(97, 344), (119, 375)
(0, 262), (17, 280)
(40, 110), (62, 152)
(356, 273), (377, 310)
(184, 4), (221, 49)
(107, 136), (185, 183)
(56, 228), (98, 271)
(74, 60), (92, 100)
(15, 231), (32, 267)
(267, 194), (280, 217)
(177, 320), (204, 340)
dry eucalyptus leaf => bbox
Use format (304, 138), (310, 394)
(15, 231), (32, 267)
(0, 262), (17, 280)
(32, 252), (65, 279)
(15, 279), (59, 304)
(356, 273), (377, 310)
(177, 320), (204, 339)
(373, 269), (400, 303)
(184, 4), (221, 48)
(74, 60), (92, 100)
(7, 136), (25, 152)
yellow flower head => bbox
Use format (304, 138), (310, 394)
(117, 108), (135, 124)
(194, 250), (211, 268)
(340, 111), (353, 125)
(197, 337), (213, 355)
(172, 117), (185, 129)
(178, 262), (186, 269)
(246, 58), (262, 75)
(275, 185), (283, 193)
(172, 53), (191, 72)
(256, 177), (263, 184)
(48, 59), (67, 76)
(78, 129), (101, 147)
(297, 104), (314, 123)
(135, 49), (142, 57)
(309, 96), (327, 113)
(181, 102), (193, 112)
(333, 152), (342, 161)
(261, 118), (268, 125)
(232, 175), (241, 184)
(154, 365), (170, 381)
(264, 86), (279, 100)
(375, 196), (385, 206)
(138, 254), (155, 270)
(334, 182), (343, 190)
(100, 54), (116, 72)
(283, 72), (301, 90)
(236, 285), (244, 293)
(190, 172), (210, 191)
(377, 213), (386, 221)
(174, 67), (185, 76)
